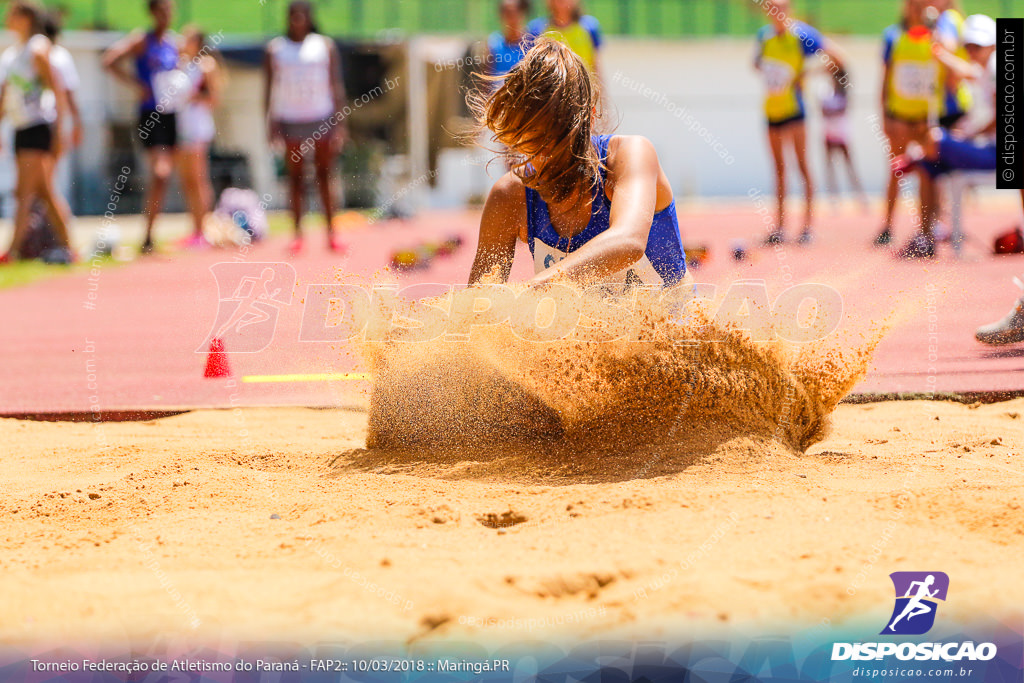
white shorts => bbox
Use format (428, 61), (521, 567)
(179, 104), (215, 146)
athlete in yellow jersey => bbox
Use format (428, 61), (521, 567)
(935, 1), (972, 129)
(877, 0), (944, 252)
(754, 0), (844, 245)
(527, 0), (601, 79)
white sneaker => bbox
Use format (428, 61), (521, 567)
(976, 277), (1024, 345)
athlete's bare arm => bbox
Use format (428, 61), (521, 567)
(102, 31), (148, 99)
(263, 48), (279, 145)
(820, 38), (847, 74)
(468, 172), (526, 285)
(33, 39), (67, 159)
(881, 62), (892, 113)
(530, 135), (663, 286)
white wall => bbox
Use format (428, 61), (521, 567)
(604, 37), (890, 199)
(0, 32), (976, 215)
(436, 36), (905, 207)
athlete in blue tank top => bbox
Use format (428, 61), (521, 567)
(488, 0), (532, 80)
(523, 134), (686, 287)
(135, 31), (179, 112)
(468, 40), (686, 289)
(102, 0), (182, 254)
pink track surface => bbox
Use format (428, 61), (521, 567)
(2, 203), (1023, 415)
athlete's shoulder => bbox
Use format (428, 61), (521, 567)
(526, 18), (547, 37)
(489, 172), (528, 204)
(116, 29), (149, 56)
(317, 33), (337, 51)
(756, 24), (773, 42)
(267, 36), (285, 54)
(609, 134), (656, 150)
(791, 20), (822, 38)
(579, 15), (602, 45)
(607, 135), (659, 168)
(882, 24), (901, 60)
(483, 172), (529, 238)
(27, 34), (52, 56)
(792, 21), (824, 49)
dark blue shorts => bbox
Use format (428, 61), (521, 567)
(921, 132), (996, 178)
(767, 113), (806, 129)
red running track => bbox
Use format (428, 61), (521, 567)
(2, 203), (1023, 415)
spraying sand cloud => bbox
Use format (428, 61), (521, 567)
(364, 282), (880, 461)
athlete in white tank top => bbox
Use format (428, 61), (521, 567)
(264, 1), (348, 256)
(268, 33), (334, 123)
(0, 34), (57, 130)
(178, 60), (215, 145)
(0, 4), (74, 264)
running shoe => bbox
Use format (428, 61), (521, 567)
(874, 227), (893, 246)
(762, 230), (785, 246)
(287, 236), (304, 256)
(328, 233), (348, 254)
(179, 233), (210, 250)
(0, 252), (11, 265)
(797, 228), (813, 245)
(894, 233), (935, 259)
(976, 277), (1024, 346)
(41, 247), (75, 265)
(140, 240), (155, 255)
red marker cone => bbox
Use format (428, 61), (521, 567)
(203, 337), (232, 378)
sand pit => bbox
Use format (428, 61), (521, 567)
(2, 400), (1022, 645)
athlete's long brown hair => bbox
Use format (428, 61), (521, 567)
(468, 38), (602, 205)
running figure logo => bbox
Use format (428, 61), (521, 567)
(200, 263), (297, 353)
(881, 572), (950, 635)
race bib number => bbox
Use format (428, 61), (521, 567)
(533, 242), (567, 274)
(893, 63), (937, 99)
(277, 67), (324, 106)
(761, 58), (796, 96)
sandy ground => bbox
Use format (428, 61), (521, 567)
(2, 399), (1023, 646)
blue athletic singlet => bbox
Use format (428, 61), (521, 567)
(135, 31), (179, 112)
(525, 135), (687, 287)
